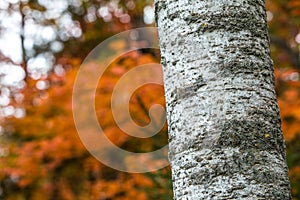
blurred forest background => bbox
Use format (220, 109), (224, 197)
(0, 0), (300, 199)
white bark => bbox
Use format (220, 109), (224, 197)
(155, 0), (291, 199)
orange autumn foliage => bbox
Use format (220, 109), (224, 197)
(0, 50), (171, 199)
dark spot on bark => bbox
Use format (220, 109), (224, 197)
(217, 119), (285, 158)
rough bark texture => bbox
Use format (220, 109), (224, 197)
(155, 0), (291, 199)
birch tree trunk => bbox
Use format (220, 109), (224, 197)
(155, 0), (291, 199)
